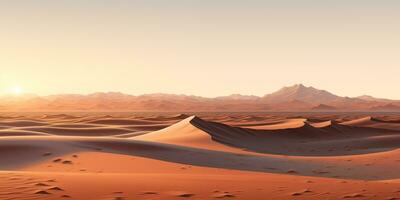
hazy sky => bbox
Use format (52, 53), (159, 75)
(1, 0), (399, 98)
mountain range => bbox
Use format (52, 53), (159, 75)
(1, 84), (399, 112)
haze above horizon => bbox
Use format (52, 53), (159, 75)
(1, 1), (399, 98)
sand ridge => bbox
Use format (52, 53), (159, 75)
(1, 113), (400, 199)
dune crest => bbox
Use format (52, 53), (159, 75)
(342, 116), (400, 131)
(135, 115), (400, 156)
(342, 116), (374, 126)
(135, 116), (243, 152)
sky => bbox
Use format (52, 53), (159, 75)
(0, 0), (399, 98)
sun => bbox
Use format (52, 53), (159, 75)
(10, 86), (24, 95)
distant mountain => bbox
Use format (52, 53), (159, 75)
(270, 100), (313, 111)
(312, 104), (338, 111)
(370, 103), (400, 111)
(215, 94), (260, 101)
(356, 95), (393, 103)
(262, 84), (341, 104)
(0, 84), (399, 112)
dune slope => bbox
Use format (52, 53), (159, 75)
(1, 113), (400, 200)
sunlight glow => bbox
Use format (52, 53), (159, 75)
(10, 86), (24, 95)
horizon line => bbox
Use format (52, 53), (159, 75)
(0, 83), (395, 101)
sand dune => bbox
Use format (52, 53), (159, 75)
(135, 116), (243, 152)
(138, 116), (400, 156)
(1, 113), (400, 200)
(0, 129), (51, 136)
(87, 118), (164, 125)
(20, 126), (134, 136)
(250, 118), (308, 130)
(310, 120), (337, 128)
(41, 114), (80, 120)
(0, 135), (399, 180)
(140, 113), (190, 121)
(0, 120), (49, 127)
(342, 116), (400, 131)
(49, 123), (106, 128)
(342, 116), (375, 126)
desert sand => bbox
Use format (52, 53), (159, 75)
(1, 112), (400, 200)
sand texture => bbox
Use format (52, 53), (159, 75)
(1, 112), (400, 199)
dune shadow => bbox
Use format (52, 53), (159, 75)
(188, 116), (400, 156)
(1, 136), (399, 180)
(74, 138), (399, 180)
